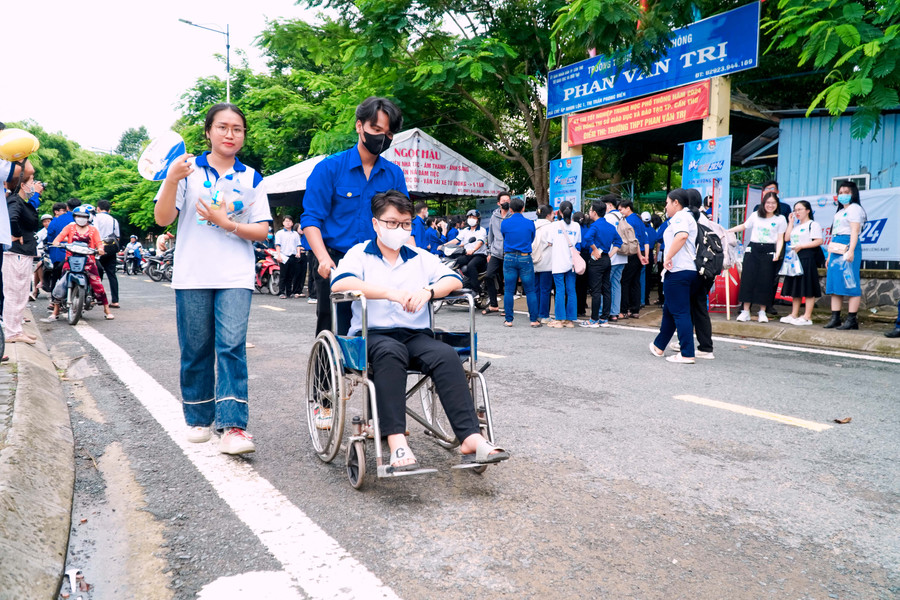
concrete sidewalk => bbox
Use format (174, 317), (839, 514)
(0, 309), (74, 600)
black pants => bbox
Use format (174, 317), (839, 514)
(576, 248), (590, 316)
(43, 261), (64, 294)
(621, 254), (643, 314)
(587, 254), (612, 320)
(690, 277), (715, 353)
(307, 256), (317, 299)
(97, 254), (119, 303)
(484, 255), (503, 307)
(312, 247), (351, 335)
(455, 254), (487, 294)
(279, 255), (301, 296)
(295, 253), (308, 295)
(368, 329), (480, 441)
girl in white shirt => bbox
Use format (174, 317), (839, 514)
(728, 192), (786, 323)
(547, 201), (581, 327)
(780, 200), (824, 326)
(155, 103), (272, 455)
(823, 180), (867, 330)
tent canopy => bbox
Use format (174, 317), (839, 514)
(263, 128), (508, 208)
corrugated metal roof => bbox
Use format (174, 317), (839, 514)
(777, 113), (899, 197)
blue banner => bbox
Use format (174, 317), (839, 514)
(682, 136), (733, 228)
(547, 2), (759, 118)
(549, 156), (583, 211)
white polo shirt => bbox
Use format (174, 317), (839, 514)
(94, 211), (120, 240)
(332, 240), (462, 336)
(274, 228), (301, 258)
(155, 152), (272, 290)
(664, 208), (698, 273)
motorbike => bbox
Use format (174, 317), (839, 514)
(56, 242), (97, 325)
(435, 242), (490, 312)
(255, 248), (281, 294)
(145, 248), (174, 282)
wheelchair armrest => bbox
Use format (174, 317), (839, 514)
(443, 289), (475, 300)
(330, 290), (365, 303)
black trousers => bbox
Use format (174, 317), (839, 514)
(312, 247), (351, 335)
(295, 253), (308, 295)
(587, 254), (612, 320)
(454, 254), (487, 294)
(690, 277), (715, 353)
(307, 256), (317, 299)
(621, 254), (643, 314)
(97, 254), (119, 303)
(484, 255), (503, 307)
(368, 329), (480, 441)
(279, 255), (301, 296)
(576, 248), (590, 316)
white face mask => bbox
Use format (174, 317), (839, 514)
(74, 216), (89, 226)
(377, 224), (411, 251)
(467, 218), (478, 227)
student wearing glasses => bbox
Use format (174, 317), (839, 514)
(301, 97), (408, 335)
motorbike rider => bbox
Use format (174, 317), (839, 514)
(124, 234), (144, 274)
(442, 209), (487, 294)
(41, 206), (114, 322)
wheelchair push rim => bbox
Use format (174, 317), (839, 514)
(306, 330), (346, 463)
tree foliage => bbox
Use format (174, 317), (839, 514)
(115, 126), (150, 160)
(764, 0), (900, 139)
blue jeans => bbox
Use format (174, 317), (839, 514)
(552, 270), (577, 321)
(610, 263), (625, 316)
(653, 270), (699, 358)
(503, 253), (538, 322)
(175, 288), (252, 430)
(535, 270), (553, 319)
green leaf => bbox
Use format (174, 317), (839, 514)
(825, 82), (852, 114)
(834, 24), (860, 48)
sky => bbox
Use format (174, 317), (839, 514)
(5, 0), (322, 153)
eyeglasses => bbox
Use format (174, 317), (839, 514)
(377, 218), (412, 231)
(213, 124), (245, 136)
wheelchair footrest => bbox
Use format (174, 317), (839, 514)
(377, 465), (438, 477)
(450, 462), (487, 470)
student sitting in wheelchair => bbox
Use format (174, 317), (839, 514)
(331, 190), (510, 472)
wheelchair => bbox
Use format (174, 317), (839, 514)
(305, 289), (496, 490)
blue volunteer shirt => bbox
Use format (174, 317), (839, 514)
(300, 146), (409, 253)
(500, 212), (535, 253)
(445, 227), (459, 243)
(424, 227), (443, 254)
(46, 212), (74, 263)
(583, 218), (623, 253)
(625, 212), (649, 250)
(656, 220), (669, 254)
(412, 215), (427, 248)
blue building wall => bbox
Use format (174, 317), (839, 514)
(777, 113), (899, 197)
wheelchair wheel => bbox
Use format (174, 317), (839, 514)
(346, 440), (366, 490)
(306, 331), (345, 463)
(419, 379), (458, 449)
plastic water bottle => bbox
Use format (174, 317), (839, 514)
(197, 180), (215, 225)
(842, 256), (857, 289)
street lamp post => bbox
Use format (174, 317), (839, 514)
(178, 19), (231, 104)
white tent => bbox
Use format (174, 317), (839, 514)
(263, 154), (326, 195)
(384, 128), (508, 197)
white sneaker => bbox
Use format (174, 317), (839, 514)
(669, 341), (681, 352)
(666, 354), (695, 364)
(314, 406), (333, 430)
(187, 426), (211, 443)
(307, 298), (318, 304)
(757, 311), (769, 323)
(219, 428), (256, 454)
(695, 350), (715, 360)
(779, 315), (798, 324)
(40, 315), (59, 323)
(736, 310), (751, 322)
(793, 318), (813, 326)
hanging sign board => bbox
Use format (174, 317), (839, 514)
(549, 156), (583, 211)
(683, 136), (733, 228)
(547, 2), (760, 118)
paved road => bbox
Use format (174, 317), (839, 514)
(44, 275), (899, 599)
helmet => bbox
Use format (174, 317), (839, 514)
(40, 213), (52, 221)
(81, 203), (96, 213)
(0, 128), (40, 161)
(130, 234), (138, 239)
(641, 211), (651, 223)
(466, 209), (481, 218)
(73, 206), (91, 217)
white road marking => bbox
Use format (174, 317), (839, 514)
(163, 284), (171, 288)
(258, 305), (287, 312)
(73, 323), (400, 600)
(478, 351), (506, 359)
(675, 394), (833, 432)
(607, 323), (900, 364)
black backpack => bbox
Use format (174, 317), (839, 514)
(694, 220), (725, 282)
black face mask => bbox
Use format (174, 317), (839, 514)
(500, 202), (510, 210)
(361, 130), (392, 155)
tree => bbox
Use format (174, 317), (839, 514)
(763, 0), (900, 139)
(115, 126), (150, 160)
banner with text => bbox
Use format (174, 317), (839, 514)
(549, 156), (583, 211)
(682, 136), (733, 228)
(547, 2), (759, 118)
(786, 187), (900, 262)
(568, 81), (710, 145)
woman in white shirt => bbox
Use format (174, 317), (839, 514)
(780, 200), (824, 326)
(649, 189), (699, 363)
(547, 201), (581, 328)
(823, 180), (867, 330)
(727, 192), (786, 323)
(154, 103), (273, 455)
(531, 204), (555, 322)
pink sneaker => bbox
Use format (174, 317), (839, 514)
(219, 428), (256, 454)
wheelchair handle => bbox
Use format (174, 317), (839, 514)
(330, 290), (364, 303)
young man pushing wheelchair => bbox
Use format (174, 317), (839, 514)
(331, 190), (510, 472)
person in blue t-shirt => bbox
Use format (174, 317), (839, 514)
(301, 97), (409, 334)
(581, 201), (622, 327)
(411, 202), (429, 248)
(424, 217), (444, 254)
(499, 197), (539, 327)
(618, 198), (650, 318)
(641, 212), (657, 305)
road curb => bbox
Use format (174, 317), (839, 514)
(0, 310), (74, 599)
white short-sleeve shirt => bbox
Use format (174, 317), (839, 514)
(549, 220), (582, 274)
(604, 211), (628, 265)
(746, 213), (787, 244)
(155, 152), (272, 290)
(664, 208), (698, 273)
(790, 220), (823, 247)
(331, 241), (463, 336)
(274, 229), (301, 258)
(459, 227), (488, 255)
(831, 203), (867, 236)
